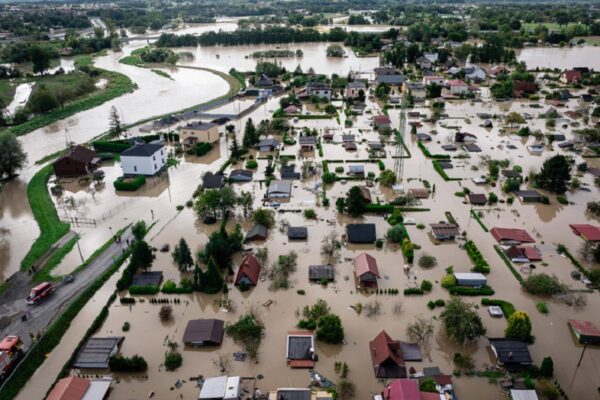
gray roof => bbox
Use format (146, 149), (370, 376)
(203, 173), (225, 189)
(182, 319), (224, 345)
(281, 166), (301, 180)
(73, 337), (123, 369)
(287, 226), (308, 239)
(298, 136), (317, 145)
(229, 169), (253, 181)
(268, 180), (292, 195)
(348, 80), (366, 89)
(377, 74), (405, 85)
(181, 121), (216, 130)
(515, 190), (541, 199)
(131, 271), (163, 287)
(257, 138), (279, 149)
(246, 224), (268, 240)
(308, 265), (334, 281)
(347, 223), (376, 243)
(121, 143), (164, 157)
(489, 338), (532, 365)
(275, 389), (312, 400)
(287, 335), (313, 360)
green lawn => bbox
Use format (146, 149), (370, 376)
(522, 22), (587, 31)
(0, 80), (15, 105)
(21, 165), (70, 271)
(32, 235), (79, 283)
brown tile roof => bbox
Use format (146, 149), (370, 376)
(182, 318), (224, 345)
(369, 330), (405, 377)
(354, 253), (380, 278)
(490, 227), (535, 243)
(61, 145), (96, 164)
(234, 253), (261, 286)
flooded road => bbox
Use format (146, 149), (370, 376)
(5, 83), (33, 115)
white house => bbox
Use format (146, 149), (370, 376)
(120, 143), (166, 176)
(446, 79), (469, 96)
(422, 75), (445, 86)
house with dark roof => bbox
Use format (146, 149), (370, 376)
(430, 223), (460, 241)
(501, 169), (521, 179)
(73, 337), (123, 369)
(514, 190), (542, 203)
(256, 138), (279, 152)
(513, 80), (537, 98)
(376, 74), (405, 87)
(491, 227), (535, 244)
(120, 143), (166, 176)
(489, 338), (533, 371)
(255, 74), (273, 87)
(229, 169), (253, 182)
(308, 265), (334, 282)
(286, 332), (315, 368)
(306, 81), (332, 101)
(354, 253), (380, 287)
(203, 172), (226, 189)
(131, 271), (163, 287)
(369, 330), (407, 379)
(467, 193), (487, 205)
(463, 143), (482, 153)
(287, 227), (308, 240)
(53, 145), (99, 178)
(298, 135), (317, 151)
(346, 224), (376, 244)
(280, 165), (301, 180)
(182, 319), (224, 346)
(234, 254), (261, 286)
(341, 134), (356, 143)
(245, 224), (268, 242)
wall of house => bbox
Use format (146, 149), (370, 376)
(180, 126), (220, 145)
(121, 149), (166, 176)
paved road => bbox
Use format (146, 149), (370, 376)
(0, 228), (133, 349)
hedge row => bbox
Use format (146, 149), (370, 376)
(418, 141), (451, 159)
(365, 204), (395, 213)
(432, 160), (461, 181)
(449, 285), (495, 296)
(128, 285), (160, 295)
(470, 210), (489, 232)
(92, 140), (132, 153)
(494, 245), (524, 284)
(465, 240), (490, 274)
(114, 175), (146, 191)
(404, 287), (425, 295)
(481, 298), (516, 317)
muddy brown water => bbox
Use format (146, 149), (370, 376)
(518, 46), (600, 70)
(1, 43), (599, 399)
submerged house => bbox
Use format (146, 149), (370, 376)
(245, 224), (268, 242)
(489, 338), (533, 371)
(287, 226), (308, 240)
(178, 121), (219, 147)
(53, 145), (99, 178)
(73, 337), (123, 369)
(267, 180), (292, 198)
(354, 253), (380, 287)
(286, 332), (315, 368)
(46, 376), (112, 400)
(430, 223), (460, 241)
(308, 265), (334, 282)
(454, 272), (487, 287)
(504, 246), (542, 263)
(198, 376), (241, 400)
(234, 254), (261, 287)
(182, 319), (224, 347)
(369, 330), (407, 379)
(569, 224), (600, 242)
(491, 228), (535, 245)
(346, 224), (376, 243)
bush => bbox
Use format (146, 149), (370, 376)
(505, 311), (533, 342)
(465, 241), (490, 273)
(557, 195), (568, 205)
(404, 287), (425, 295)
(418, 254), (437, 269)
(114, 175), (146, 191)
(536, 301), (549, 314)
(420, 280), (433, 292)
(304, 208), (317, 219)
(316, 314), (345, 344)
(122, 321), (130, 331)
(335, 166), (344, 173)
(540, 356), (554, 378)
(427, 300), (436, 309)
(92, 140), (132, 153)
(387, 208), (404, 225)
(245, 159), (258, 169)
(441, 274), (457, 289)
(109, 355), (147, 372)
(523, 274), (566, 295)
(420, 377), (437, 392)
(164, 351), (183, 371)
(448, 285), (495, 296)
(435, 299), (445, 307)
(386, 224), (407, 243)
(161, 279), (194, 294)
(322, 172), (336, 184)
(128, 285), (160, 295)
(195, 142), (212, 156)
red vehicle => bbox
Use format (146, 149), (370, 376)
(26, 282), (54, 305)
(0, 336), (22, 379)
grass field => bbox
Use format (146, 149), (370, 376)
(32, 235), (79, 283)
(0, 80), (15, 105)
(522, 22), (588, 31)
(21, 165), (71, 271)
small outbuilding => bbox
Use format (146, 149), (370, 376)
(198, 376), (241, 400)
(131, 271), (163, 287)
(568, 319), (600, 345)
(229, 169), (253, 182)
(454, 272), (487, 287)
(287, 331), (315, 368)
(73, 337), (123, 369)
(53, 145), (99, 178)
(430, 223), (460, 241)
(203, 173), (226, 189)
(308, 265), (334, 282)
(488, 338), (532, 371)
(182, 319), (225, 347)
(354, 253), (380, 287)
(267, 180), (292, 198)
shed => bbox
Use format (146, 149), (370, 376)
(348, 165), (365, 176)
(568, 319), (600, 345)
(346, 224), (376, 243)
(467, 193), (487, 205)
(463, 143), (482, 153)
(73, 337), (123, 369)
(287, 332), (315, 368)
(182, 319), (224, 346)
(53, 145), (99, 178)
(273, 389), (312, 400)
(308, 265), (334, 282)
(229, 169), (253, 182)
(234, 254), (261, 286)
(131, 271), (163, 287)
(430, 223), (460, 241)
(454, 272), (487, 287)
(354, 253), (380, 286)
(256, 138), (279, 152)
(245, 224), (268, 241)
(407, 188), (429, 199)
(287, 227), (308, 240)
(369, 330), (406, 379)
(203, 173), (226, 189)
(488, 338), (532, 371)
(281, 165), (301, 180)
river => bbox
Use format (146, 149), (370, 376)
(518, 45), (600, 70)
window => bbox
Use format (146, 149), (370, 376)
(134, 166), (137, 172)
(154, 163), (157, 170)
(153, 155), (156, 161)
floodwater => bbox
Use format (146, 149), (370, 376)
(5, 82), (33, 115)
(14, 85), (600, 400)
(518, 45), (600, 70)
(1, 31), (599, 399)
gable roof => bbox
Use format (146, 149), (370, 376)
(347, 223), (376, 243)
(489, 338), (532, 365)
(374, 115), (392, 125)
(468, 193), (487, 205)
(308, 265), (334, 281)
(245, 224), (268, 240)
(121, 143), (164, 157)
(491, 228), (535, 243)
(234, 254), (261, 286)
(182, 121), (217, 131)
(60, 145), (95, 164)
(430, 223), (460, 238)
(377, 74), (405, 85)
(203, 173), (225, 189)
(268, 180), (292, 194)
(46, 377), (90, 400)
(287, 226), (308, 239)
(182, 319), (225, 345)
(229, 169), (253, 181)
(370, 330), (405, 378)
(383, 379), (420, 400)
(354, 253), (380, 278)
(569, 224), (600, 242)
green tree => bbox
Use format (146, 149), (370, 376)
(316, 314), (345, 344)
(243, 118), (257, 149)
(252, 208), (275, 228)
(131, 240), (154, 272)
(229, 135), (242, 160)
(109, 106), (124, 138)
(225, 313), (264, 359)
(540, 356), (554, 378)
(535, 155), (571, 194)
(131, 221), (147, 241)
(195, 189), (221, 219)
(385, 224), (406, 243)
(379, 169), (397, 187)
(172, 238), (193, 271)
(345, 186), (367, 217)
(201, 230), (234, 269)
(0, 132), (27, 179)
(164, 351), (182, 371)
(440, 298), (486, 345)
(200, 257), (224, 294)
(236, 191), (254, 217)
(505, 112), (525, 127)
(505, 311), (532, 342)
(28, 85), (59, 114)
(523, 273), (566, 295)
(30, 45), (50, 75)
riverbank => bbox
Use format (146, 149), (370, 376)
(3, 55), (136, 137)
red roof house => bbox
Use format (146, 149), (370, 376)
(383, 379), (420, 400)
(369, 330), (406, 379)
(560, 70), (582, 84)
(46, 377), (90, 400)
(354, 253), (380, 287)
(491, 228), (535, 244)
(513, 80), (537, 97)
(568, 319), (600, 345)
(234, 254), (261, 286)
(373, 115), (392, 129)
(505, 246), (542, 263)
(569, 224), (600, 242)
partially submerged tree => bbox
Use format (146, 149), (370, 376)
(321, 231), (342, 265)
(131, 240), (154, 272)
(535, 155), (571, 194)
(225, 312), (264, 359)
(172, 238), (194, 271)
(440, 298), (486, 345)
(0, 132), (27, 179)
(505, 311), (533, 342)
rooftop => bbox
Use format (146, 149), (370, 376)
(121, 143), (164, 157)
(182, 319), (224, 345)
